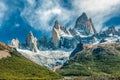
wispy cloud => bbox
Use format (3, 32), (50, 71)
(21, 0), (73, 32)
(73, 0), (120, 31)
(0, 1), (7, 26)
(1, 0), (119, 32)
(21, 0), (120, 32)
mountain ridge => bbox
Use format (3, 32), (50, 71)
(57, 43), (120, 79)
(10, 12), (120, 51)
(9, 12), (120, 70)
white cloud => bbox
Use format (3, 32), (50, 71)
(36, 7), (62, 29)
(73, 0), (120, 31)
(27, 0), (35, 6)
(22, 0), (72, 32)
(0, 1), (7, 26)
(21, 0), (120, 32)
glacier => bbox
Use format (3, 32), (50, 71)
(17, 49), (72, 70)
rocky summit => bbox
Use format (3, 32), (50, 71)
(10, 12), (120, 51)
(52, 20), (61, 48)
(74, 12), (96, 35)
(26, 31), (38, 52)
(51, 20), (73, 49)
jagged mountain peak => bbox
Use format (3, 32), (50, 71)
(74, 12), (96, 35)
(28, 31), (34, 37)
(54, 20), (60, 29)
(55, 20), (59, 24)
(26, 31), (38, 52)
(77, 12), (88, 22)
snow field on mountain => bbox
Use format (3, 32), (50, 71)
(17, 49), (72, 69)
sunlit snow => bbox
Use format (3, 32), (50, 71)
(17, 49), (72, 70)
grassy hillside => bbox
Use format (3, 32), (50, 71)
(58, 43), (120, 79)
(0, 43), (62, 79)
(0, 51), (62, 79)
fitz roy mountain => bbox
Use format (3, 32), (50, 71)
(10, 13), (120, 70)
(74, 12), (96, 35)
(0, 0), (120, 79)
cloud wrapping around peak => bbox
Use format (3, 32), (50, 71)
(21, 0), (120, 32)
(0, 0), (120, 32)
(21, 0), (73, 32)
(73, 0), (120, 31)
(0, 0), (119, 43)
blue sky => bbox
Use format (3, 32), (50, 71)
(0, 0), (120, 43)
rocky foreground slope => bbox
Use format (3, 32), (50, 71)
(58, 43), (120, 79)
(0, 42), (62, 79)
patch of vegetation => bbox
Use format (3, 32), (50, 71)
(0, 46), (4, 50)
(0, 51), (62, 79)
(57, 44), (120, 79)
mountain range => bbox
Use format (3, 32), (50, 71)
(0, 12), (120, 79)
(9, 12), (120, 69)
(10, 12), (120, 50)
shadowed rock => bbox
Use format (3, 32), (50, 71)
(70, 41), (83, 58)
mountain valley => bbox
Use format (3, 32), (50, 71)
(0, 11), (120, 79)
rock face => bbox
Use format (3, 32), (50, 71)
(37, 35), (48, 50)
(69, 41), (83, 58)
(0, 42), (12, 59)
(74, 12), (96, 35)
(26, 31), (38, 52)
(51, 13), (97, 49)
(52, 20), (72, 49)
(118, 29), (120, 36)
(10, 38), (20, 48)
(52, 20), (61, 48)
(59, 36), (77, 49)
(98, 26), (118, 41)
(105, 26), (118, 36)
